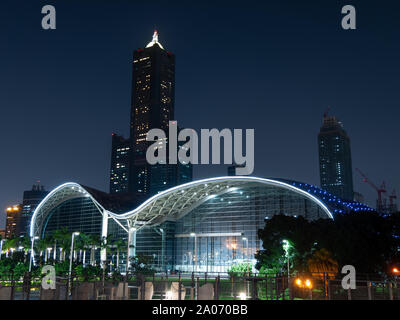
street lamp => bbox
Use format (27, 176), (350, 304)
(282, 239), (291, 297)
(190, 233), (197, 273)
(68, 232), (80, 293)
(282, 240), (290, 274)
(29, 236), (39, 272)
(0, 239), (4, 260)
(242, 237), (248, 260)
(242, 237), (249, 274)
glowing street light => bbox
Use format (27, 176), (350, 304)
(305, 279), (312, 289)
(68, 232), (80, 293)
(0, 239), (4, 260)
(295, 278), (312, 289)
(29, 236), (40, 272)
(239, 292), (247, 300)
(282, 239), (291, 292)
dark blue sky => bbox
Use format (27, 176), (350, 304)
(1, 0), (399, 227)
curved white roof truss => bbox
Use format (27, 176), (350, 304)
(30, 177), (334, 237)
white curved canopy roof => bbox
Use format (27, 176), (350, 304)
(30, 176), (334, 237)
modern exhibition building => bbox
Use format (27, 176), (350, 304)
(30, 176), (373, 273)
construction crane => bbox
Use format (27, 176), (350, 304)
(355, 168), (387, 213)
(389, 189), (398, 213)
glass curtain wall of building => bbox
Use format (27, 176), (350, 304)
(134, 185), (329, 273)
(37, 180), (334, 273)
(42, 197), (129, 266)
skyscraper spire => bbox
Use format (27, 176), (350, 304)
(146, 29), (164, 49)
(152, 29), (158, 42)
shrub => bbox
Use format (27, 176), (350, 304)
(227, 262), (252, 277)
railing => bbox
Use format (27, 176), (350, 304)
(0, 271), (398, 300)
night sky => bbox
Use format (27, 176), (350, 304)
(1, 0), (399, 227)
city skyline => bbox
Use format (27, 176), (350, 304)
(1, 1), (400, 227)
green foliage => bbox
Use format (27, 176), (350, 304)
(110, 271), (124, 285)
(0, 259), (14, 277)
(75, 264), (102, 281)
(13, 262), (28, 280)
(54, 261), (70, 276)
(129, 254), (155, 275)
(227, 262), (252, 277)
(0, 257), (31, 279)
(257, 265), (282, 276)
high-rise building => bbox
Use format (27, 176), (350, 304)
(19, 183), (48, 236)
(5, 205), (22, 239)
(110, 133), (131, 194)
(318, 114), (354, 200)
(128, 30), (191, 197)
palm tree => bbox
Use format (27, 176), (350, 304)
(88, 234), (101, 266)
(52, 229), (66, 261)
(80, 233), (90, 265)
(36, 238), (48, 263)
(54, 227), (71, 262)
(34, 236), (53, 263)
(19, 236), (31, 259)
(307, 248), (339, 278)
(113, 239), (126, 272)
(74, 233), (90, 264)
(4, 237), (19, 257)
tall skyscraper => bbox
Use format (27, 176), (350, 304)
(5, 183), (48, 238)
(318, 114), (354, 200)
(128, 30), (191, 197)
(5, 205), (21, 239)
(110, 133), (130, 194)
(20, 183), (48, 236)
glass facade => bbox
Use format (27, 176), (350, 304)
(35, 178), (371, 273)
(109, 134), (130, 194)
(43, 198), (102, 237)
(134, 184), (329, 272)
(318, 116), (354, 200)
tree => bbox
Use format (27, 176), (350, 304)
(19, 236), (31, 259)
(112, 239), (126, 271)
(307, 248), (338, 278)
(129, 254), (155, 276)
(256, 215), (316, 272)
(256, 212), (400, 275)
(227, 262), (253, 277)
(88, 234), (101, 266)
(75, 233), (90, 264)
(3, 238), (20, 258)
(52, 227), (71, 261)
(52, 229), (65, 261)
(36, 238), (48, 261)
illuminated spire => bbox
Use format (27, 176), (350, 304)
(146, 29), (164, 49)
